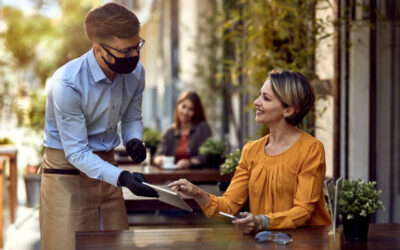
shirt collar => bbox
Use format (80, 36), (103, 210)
(87, 49), (110, 84)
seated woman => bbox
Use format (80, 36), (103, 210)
(168, 69), (332, 233)
(153, 91), (212, 169)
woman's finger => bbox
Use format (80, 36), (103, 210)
(169, 186), (178, 192)
(167, 178), (188, 188)
(233, 215), (252, 224)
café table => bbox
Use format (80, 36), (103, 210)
(0, 147), (18, 224)
(119, 164), (232, 183)
(120, 164), (232, 213)
(76, 223), (400, 249)
(123, 184), (223, 212)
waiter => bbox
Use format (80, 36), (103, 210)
(40, 3), (157, 250)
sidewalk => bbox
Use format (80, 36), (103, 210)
(4, 206), (40, 250)
(3, 176), (41, 250)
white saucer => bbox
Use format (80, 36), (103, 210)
(161, 164), (177, 170)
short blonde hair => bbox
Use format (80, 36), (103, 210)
(268, 68), (315, 126)
(85, 3), (140, 43)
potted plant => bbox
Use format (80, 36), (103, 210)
(220, 149), (241, 175)
(218, 149), (241, 191)
(22, 91), (46, 208)
(24, 145), (44, 208)
(338, 178), (384, 241)
(0, 137), (14, 146)
(199, 138), (226, 169)
(143, 127), (161, 165)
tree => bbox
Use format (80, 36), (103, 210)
(33, 0), (100, 85)
(195, 0), (332, 146)
(0, 6), (55, 121)
(0, 6), (53, 69)
(0, 0), (99, 127)
(54, 0), (99, 66)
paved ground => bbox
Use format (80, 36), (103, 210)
(3, 177), (41, 250)
(4, 206), (41, 250)
(1, 120), (42, 249)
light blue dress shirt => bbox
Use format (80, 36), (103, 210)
(43, 49), (145, 186)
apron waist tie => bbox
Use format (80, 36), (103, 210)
(43, 168), (80, 175)
(39, 149), (116, 176)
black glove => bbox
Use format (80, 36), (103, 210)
(126, 138), (146, 164)
(118, 171), (158, 197)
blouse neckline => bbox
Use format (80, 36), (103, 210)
(263, 131), (305, 158)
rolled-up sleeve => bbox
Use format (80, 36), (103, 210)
(52, 81), (122, 186)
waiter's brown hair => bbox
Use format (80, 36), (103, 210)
(85, 3), (140, 43)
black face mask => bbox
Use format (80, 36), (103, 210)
(101, 46), (139, 74)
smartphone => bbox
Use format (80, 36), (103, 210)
(219, 211), (239, 220)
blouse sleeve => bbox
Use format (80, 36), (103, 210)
(266, 142), (326, 229)
(200, 142), (252, 217)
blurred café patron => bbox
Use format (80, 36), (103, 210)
(153, 91), (212, 169)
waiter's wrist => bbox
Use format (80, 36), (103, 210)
(118, 171), (130, 187)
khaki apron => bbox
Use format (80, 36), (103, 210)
(39, 147), (129, 250)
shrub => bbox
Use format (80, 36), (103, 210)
(220, 149), (241, 175)
(199, 138), (226, 155)
(143, 127), (161, 148)
(338, 178), (384, 220)
(0, 137), (13, 145)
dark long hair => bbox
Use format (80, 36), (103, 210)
(173, 91), (207, 129)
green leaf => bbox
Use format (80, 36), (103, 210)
(199, 138), (226, 155)
(338, 178), (385, 218)
(143, 128), (161, 148)
(220, 149), (241, 174)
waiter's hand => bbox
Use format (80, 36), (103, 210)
(126, 138), (146, 164)
(118, 171), (158, 197)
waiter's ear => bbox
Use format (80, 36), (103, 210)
(93, 43), (102, 54)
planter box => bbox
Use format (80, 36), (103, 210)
(24, 175), (41, 208)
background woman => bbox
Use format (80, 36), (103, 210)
(168, 69), (331, 233)
(154, 91), (212, 169)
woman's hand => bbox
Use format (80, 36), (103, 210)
(176, 159), (190, 169)
(167, 178), (199, 197)
(153, 155), (165, 166)
(232, 212), (262, 234)
(167, 178), (210, 206)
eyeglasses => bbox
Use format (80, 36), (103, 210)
(100, 38), (145, 58)
(254, 231), (292, 245)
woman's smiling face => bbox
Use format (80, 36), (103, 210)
(177, 99), (195, 124)
(253, 79), (287, 126)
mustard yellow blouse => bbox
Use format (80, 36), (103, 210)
(201, 131), (332, 230)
